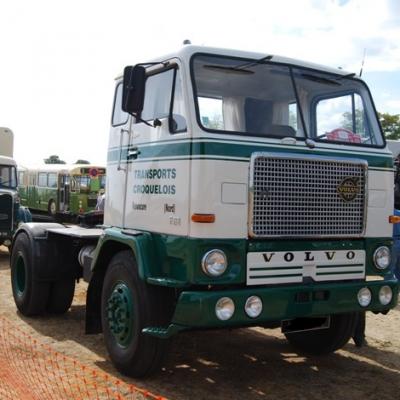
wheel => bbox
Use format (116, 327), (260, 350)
(47, 278), (75, 314)
(101, 250), (171, 377)
(10, 232), (50, 316)
(285, 313), (358, 355)
(48, 200), (57, 216)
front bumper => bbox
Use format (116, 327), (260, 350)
(170, 278), (398, 330)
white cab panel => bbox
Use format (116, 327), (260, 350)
(365, 170), (394, 237)
(189, 159), (248, 239)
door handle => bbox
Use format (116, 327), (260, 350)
(127, 148), (141, 160)
(117, 129), (129, 171)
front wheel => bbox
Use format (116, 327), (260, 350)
(101, 250), (171, 377)
(285, 313), (358, 355)
(48, 200), (56, 216)
(11, 233), (50, 316)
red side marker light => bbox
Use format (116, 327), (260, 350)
(191, 214), (215, 223)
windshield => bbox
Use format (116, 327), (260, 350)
(0, 165), (17, 189)
(74, 175), (91, 192)
(192, 54), (384, 147)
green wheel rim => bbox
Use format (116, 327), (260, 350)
(15, 256), (26, 297)
(106, 282), (134, 348)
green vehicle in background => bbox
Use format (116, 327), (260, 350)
(18, 164), (106, 218)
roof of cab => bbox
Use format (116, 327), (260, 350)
(0, 156), (16, 166)
(116, 45), (355, 79)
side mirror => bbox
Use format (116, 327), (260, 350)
(122, 65), (146, 114)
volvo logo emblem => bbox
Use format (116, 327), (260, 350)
(337, 177), (360, 201)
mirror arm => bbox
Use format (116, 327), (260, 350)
(130, 112), (155, 128)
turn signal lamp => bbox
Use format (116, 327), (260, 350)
(389, 215), (400, 224)
(192, 213), (215, 223)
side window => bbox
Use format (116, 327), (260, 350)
(29, 173), (35, 186)
(289, 103), (298, 131)
(198, 97), (223, 129)
(315, 93), (373, 144)
(18, 171), (25, 186)
(170, 70), (187, 133)
(112, 83), (129, 126)
(141, 69), (175, 121)
(38, 173), (47, 187)
(48, 173), (57, 188)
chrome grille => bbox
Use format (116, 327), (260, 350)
(249, 153), (367, 237)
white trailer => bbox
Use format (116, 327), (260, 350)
(0, 127), (14, 158)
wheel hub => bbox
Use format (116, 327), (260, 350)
(106, 283), (133, 347)
(15, 255), (26, 296)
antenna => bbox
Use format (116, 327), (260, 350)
(359, 48), (367, 77)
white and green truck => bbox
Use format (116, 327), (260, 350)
(10, 45), (399, 377)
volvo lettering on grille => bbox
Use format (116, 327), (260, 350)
(249, 153), (367, 237)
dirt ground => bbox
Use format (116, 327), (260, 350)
(0, 245), (399, 400)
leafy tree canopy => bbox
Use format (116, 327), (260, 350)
(44, 155), (66, 164)
(75, 159), (90, 164)
(378, 112), (400, 140)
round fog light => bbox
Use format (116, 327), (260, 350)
(379, 285), (393, 306)
(245, 296), (263, 318)
(373, 246), (391, 270)
(215, 297), (235, 321)
(357, 287), (372, 307)
(202, 250), (227, 277)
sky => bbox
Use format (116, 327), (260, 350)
(0, 0), (399, 165)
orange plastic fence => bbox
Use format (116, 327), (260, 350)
(0, 317), (167, 400)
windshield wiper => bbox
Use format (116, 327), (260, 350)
(234, 55), (274, 69)
(203, 65), (254, 75)
(203, 55), (273, 75)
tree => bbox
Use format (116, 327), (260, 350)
(378, 112), (400, 140)
(75, 159), (90, 164)
(341, 110), (365, 132)
(44, 155), (66, 164)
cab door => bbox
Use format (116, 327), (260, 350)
(104, 81), (131, 227)
(123, 63), (190, 236)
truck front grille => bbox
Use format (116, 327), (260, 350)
(0, 193), (13, 234)
(249, 153), (367, 238)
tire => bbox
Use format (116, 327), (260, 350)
(285, 313), (358, 355)
(101, 250), (171, 377)
(47, 278), (75, 314)
(48, 200), (56, 216)
(10, 232), (50, 316)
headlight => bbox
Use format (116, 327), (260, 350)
(373, 246), (391, 270)
(245, 296), (263, 318)
(201, 249), (227, 277)
(357, 287), (372, 307)
(378, 285), (393, 306)
(215, 297), (235, 320)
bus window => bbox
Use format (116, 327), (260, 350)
(100, 175), (106, 189)
(38, 173), (47, 187)
(29, 173), (36, 185)
(48, 173), (57, 188)
(18, 171), (25, 186)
